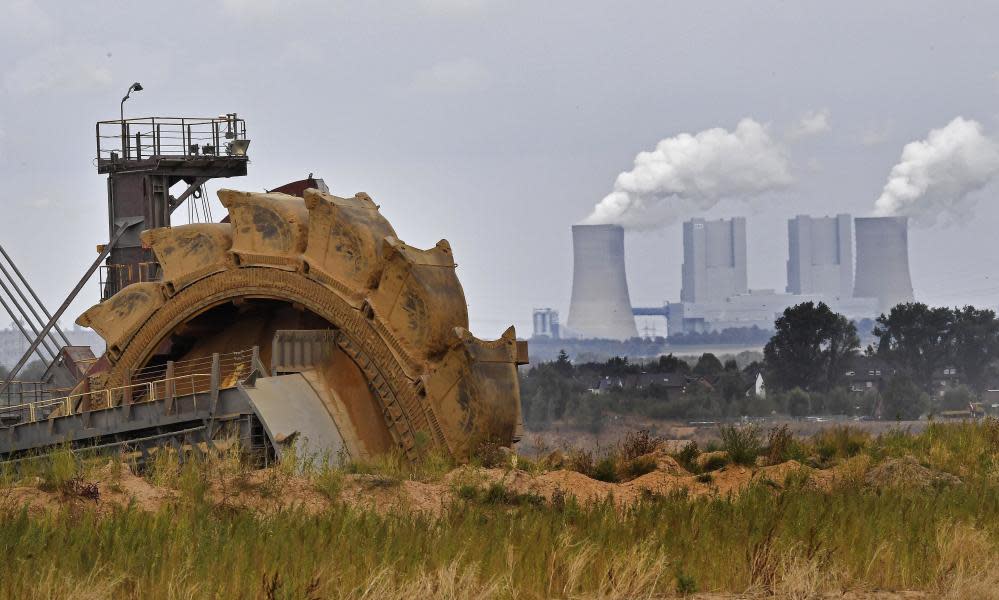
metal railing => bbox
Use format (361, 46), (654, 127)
(0, 381), (51, 410)
(0, 373), (212, 424)
(99, 262), (162, 300)
(0, 348), (257, 426)
(129, 348), (256, 387)
(96, 115), (248, 163)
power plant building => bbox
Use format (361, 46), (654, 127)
(565, 224), (639, 340)
(669, 214), (879, 336)
(681, 217), (748, 303)
(667, 291), (878, 335)
(531, 308), (560, 339)
(786, 214), (852, 297)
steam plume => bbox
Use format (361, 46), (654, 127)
(874, 117), (999, 225)
(583, 119), (792, 230)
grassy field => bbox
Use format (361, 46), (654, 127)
(2, 422), (999, 599)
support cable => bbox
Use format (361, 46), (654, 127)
(0, 277), (58, 360)
(0, 218), (141, 397)
(0, 246), (72, 347)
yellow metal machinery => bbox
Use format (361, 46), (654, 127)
(76, 188), (526, 461)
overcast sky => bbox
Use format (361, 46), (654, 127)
(2, 1), (999, 341)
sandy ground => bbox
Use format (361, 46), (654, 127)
(1, 450), (956, 519)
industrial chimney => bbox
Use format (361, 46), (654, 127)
(853, 216), (914, 313)
(566, 224), (639, 340)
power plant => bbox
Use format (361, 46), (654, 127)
(786, 214), (853, 297)
(547, 212), (914, 341)
(681, 217), (748, 303)
(532, 308), (560, 339)
(565, 224), (639, 340)
(853, 216), (915, 313)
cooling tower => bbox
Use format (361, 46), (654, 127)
(566, 224), (639, 340)
(853, 216), (914, 313)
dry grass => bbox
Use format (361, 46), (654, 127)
(2, 422), (999, 598)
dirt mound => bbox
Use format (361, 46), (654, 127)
(622, 469), (701, 499)
(864, 456), (961, 490)
(340, 476), (449, 515)
(696, 450), (729, 471)
(100, 462), (177, 512)
(754, 460), (810, 486)
(4, 451), (967, 518)
(643, 450), (690, 476)
(0, 462), (177, 516)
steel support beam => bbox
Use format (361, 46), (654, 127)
(0, 217), (142, 397)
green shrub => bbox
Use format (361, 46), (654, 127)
(568, 449), (595, 477)
(313, 468), (344, 502)
(457, 484), (478, 501)
(673, 441), (700, 473)
(483, 482), (512, 504)
(701, 453), (729, 471)
(812, 426), (868, 461)
(592, 456), (619, 483)
(675, 571), (698, 595)
(765, 424), (793, 465)
(41, 448), (79, 492)
(622, 455), (657, 480)
(719, 424), (761, 466)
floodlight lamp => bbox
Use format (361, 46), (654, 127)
(228, 139), (250, 157)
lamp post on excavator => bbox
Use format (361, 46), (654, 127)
(119, 82), (143, 150)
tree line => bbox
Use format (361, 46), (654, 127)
(520, 301), (999, 430)
(765, 302), (999, 394)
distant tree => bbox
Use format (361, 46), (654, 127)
(693, 353), (723, 379)
(602, 356), (635, 376)
(950, 306), (999, 392)
(939, 385), (977, 412)
(764, 302), (859, 392)
(823, 387), (853, 416)
(741, 360), (765, 380)
(717, 368), (747, 404)
(784, 388), (812, 417)
(873, 303), (954, 392)
(745, 390), (777, 417)
(656, 353), (690, 374)
(553, 349), (573, 376)
(880, 374), (927, 420)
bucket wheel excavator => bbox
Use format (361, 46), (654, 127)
(78, 188), (525, 461)
(0, 114), (525, 463)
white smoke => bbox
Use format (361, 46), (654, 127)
(874, 117), (999, 225)
(583, 118), (793, 230)
(786, 108), (831, 140)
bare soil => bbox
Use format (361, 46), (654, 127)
(1, 449), (958, 519)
